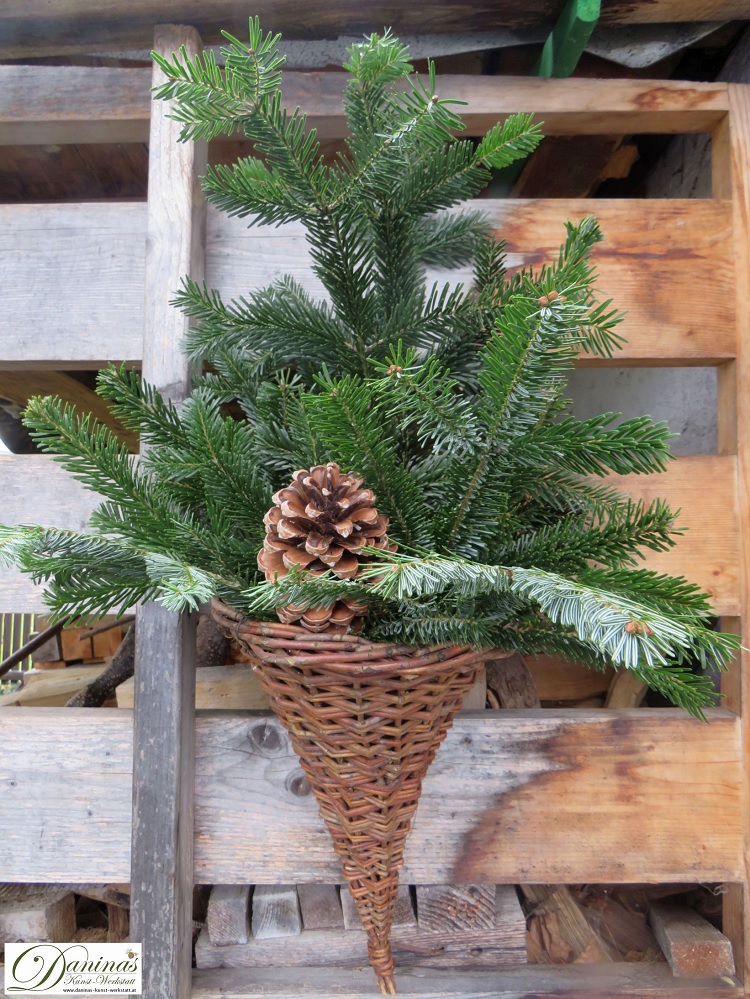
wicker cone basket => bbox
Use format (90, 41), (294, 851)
(211, 599), (487, 994)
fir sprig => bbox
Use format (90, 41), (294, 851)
(0, 22), (737, 719)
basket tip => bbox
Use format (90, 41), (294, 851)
(378, 974), (397, 995)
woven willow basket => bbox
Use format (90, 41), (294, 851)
(211, 599), (488, 994)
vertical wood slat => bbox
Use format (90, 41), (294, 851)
(129, 24), (205, 999)
(713, 87), (750, 993)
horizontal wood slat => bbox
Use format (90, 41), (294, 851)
(609, 455), (739, 617)
(0, 200), (733, 368)
(0, 708), (741, 885)
(0, 203), (145, 368)
(0, 455), (102, 613)
(186, 963), (743, 998)
(0, 69), (730, 145)
(0, 454), (737, 614)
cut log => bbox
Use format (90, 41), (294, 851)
(522, 885), (615, 964)
(341, 883), (415, 931)
(605, 671), (649, 708)
(416, 884), (496, 932)
(649, 902), (735, 979)
(527, 655), (614, 702)
(0, 892), (76, 951)
(207, 885), (251, 947)
(59, 626), (94, 661)
(252, 885), (302, 941)
(30, 631), (62, 664)
(93, 624), (125, 659)
(0, 665), (108, 707)
(66, 625), (135, 708)
(297, 884), (344, 932)
(486, 652), (540, 709)
(107, 902), (130, 943)
(117, 664), (270, 710)
(196, 883), (527, 971)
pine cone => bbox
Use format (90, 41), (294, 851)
(258, 463), (396, 633)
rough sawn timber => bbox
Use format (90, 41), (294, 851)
(0, 10), (744, 60)
(189, 962), (743, 997)
(0, 709), (740, 886)
(128, 24), (205, 999)
(0, 199), (733, 369)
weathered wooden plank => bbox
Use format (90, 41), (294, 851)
(188, 962), (743, 997)
(712, 80), (750, 994)
(0, 709), (741, 885)
(0, 371), (136, 449)
(129, 25), (205, 999)
(116, 664), (271, 709)
(0, 199), (732, 368)
(206, 885), (251, 946)
(650, 902), (735, 979)
(0, 893), (76, 946)
(0, 454), (103, 614)
(0, 65), (152, 145)
(415, 885), (496, 933)
(0, 665), (108, 708)
(297, 884), (344, 932)
(2, 453), (735, 616)
(0, 7), (744, 59)
(608, 455), (739, 617)
(341, 884), (415, 932)
(196, 884), (526, 970)
(0, 202), (145, 367)
(251, 885), (302, 940)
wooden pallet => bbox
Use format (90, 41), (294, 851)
(0, 26), (749, 999)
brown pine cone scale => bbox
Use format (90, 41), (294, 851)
(258, 463), (396, 633)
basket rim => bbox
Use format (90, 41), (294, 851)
(210, 598), (498, 677)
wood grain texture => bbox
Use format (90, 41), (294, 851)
(189, 962), (742, 997)
(129, 26), (205, 999)
(415, 884), (496, 933)
(0, 665), (108, 708)
(0, 65), (152, 145)
(0, 371), (136, 449)
(607, 455), (739, 617)
(0, 709), (740, 885)
(714, 81), (750, 992)
(116, 664), (271, 710)
(0, 202), (146, 367)
(649, 902), (735, 979)
(340, 884), (415, 932)
(1, 198), (731, 367)
(0, 68), (730, 146)
(196, 885), (525, 971)
(251, 885), (302, 940)
(0, 9), (743, 59)
(297, 884), (344, 932)
(206, 885), (251, 946)
(208, 199), (735, 366)
(0, 454), (103, 613)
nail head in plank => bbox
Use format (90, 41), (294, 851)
(206, 885), (252, 947)
(650, 902), (736, 979)
(251, 885), (302, 941)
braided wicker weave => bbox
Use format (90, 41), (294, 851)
(211, 599), (487, 994)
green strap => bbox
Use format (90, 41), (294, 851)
(536, 0), (601, 78)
